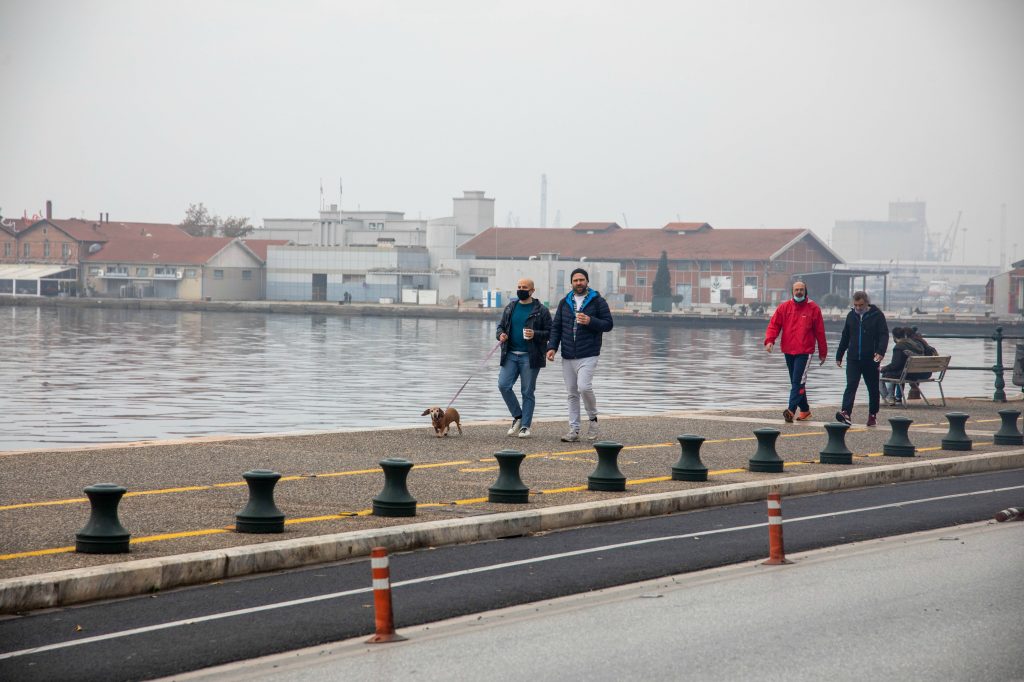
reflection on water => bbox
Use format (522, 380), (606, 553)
(0, 306), (999, 450)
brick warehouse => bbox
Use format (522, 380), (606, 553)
(457, 221), (843, 306)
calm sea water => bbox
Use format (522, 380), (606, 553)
(0, 305), (1000, 451)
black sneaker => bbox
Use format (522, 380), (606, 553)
(835, 410), (852, 426)
(783, 409), (794, 423)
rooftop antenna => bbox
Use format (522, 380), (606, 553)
(621, 213), (629, 228)
(540, 174), (548, 228)
(319, 178), (324, 210)
(506, 210), (514, 227)
(339, 178), (343, 211)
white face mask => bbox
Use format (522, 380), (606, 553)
(793, 294), (805, 302)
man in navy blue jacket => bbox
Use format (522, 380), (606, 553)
(835, 291), (889, 426)
(546, 268), (614, 442)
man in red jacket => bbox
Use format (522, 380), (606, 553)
(764, 281), (828, 423)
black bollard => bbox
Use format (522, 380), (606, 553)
(76, 483), (131, 554)
(993, 409), (1024, 446)
(819, 423), (853, 465)
(941, 412), (972, 451)
(748, 428), (784, 473)
(588, 441), (626, 492)
(488, 450), (530, 503)
(883, 417), (916, 457)
(372, 458), (417, 517)
(235, 469), (285, 533)
(672, 435), (708, 481)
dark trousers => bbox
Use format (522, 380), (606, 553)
(842, 359), (880, 416)
(784, 353), (810, 412)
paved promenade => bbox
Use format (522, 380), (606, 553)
(1, 398), (1022, 613)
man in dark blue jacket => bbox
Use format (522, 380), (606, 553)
(546, 268), (614, 442)
(835, 291), (889, 426)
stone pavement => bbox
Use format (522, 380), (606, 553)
(1, 398), (1022, 614)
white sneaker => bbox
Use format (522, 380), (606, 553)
(586, 418), (600, 441)
(518, 426), (531, 438)
(560, 431), (580, 442)
(506, 417), (521, 436)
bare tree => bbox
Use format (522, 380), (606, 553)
(180, 203), (253, 238)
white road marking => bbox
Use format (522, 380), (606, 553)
(2, 483), (1021, 661)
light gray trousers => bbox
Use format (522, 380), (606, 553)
(561, 356), (599, 431)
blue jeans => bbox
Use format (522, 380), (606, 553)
(498, 352), (538, 427)
(784, 353), (810, 413)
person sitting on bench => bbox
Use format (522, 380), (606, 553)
(880, 327), (932, 405)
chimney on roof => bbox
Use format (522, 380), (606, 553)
(46, 200), (52, 220)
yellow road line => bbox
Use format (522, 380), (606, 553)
(130, 528), (229, 544)
(1, 441), (1003, 563)
(0, 431), (830, 511)
(0, 497), (89, 511)
(0, 545), (77, 560)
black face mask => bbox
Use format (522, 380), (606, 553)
(516, 289), (531, 301)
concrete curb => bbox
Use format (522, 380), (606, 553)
(2, 449), (1022, 614)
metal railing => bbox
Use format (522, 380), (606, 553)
(923, 327), (1024, 402)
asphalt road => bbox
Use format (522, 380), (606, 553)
(2, 469), (1022, 681)
(194, 521), (1024, 682)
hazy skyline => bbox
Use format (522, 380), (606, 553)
(2, 0), (1021, 265)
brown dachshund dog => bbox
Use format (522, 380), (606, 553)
(421, 406), (462, 437)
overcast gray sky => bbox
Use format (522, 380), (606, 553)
(1, 0), (1021, 264)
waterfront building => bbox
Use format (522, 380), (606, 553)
(0, 208), (191, 296)
(257, 190), (494, 250)
(260, 190), (495, 302)
(833, 201), (929, 262)
(987, 259), (1024, 318)
(82, 237), (269, 300)
(0, 201), (291, 300)
(266, 244), (431, 302)
(457, 222), (841, 306)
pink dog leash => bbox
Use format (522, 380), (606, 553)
(445, 340), (503, 410)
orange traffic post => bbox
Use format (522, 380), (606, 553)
(366, 547), (407, 643)
(763, 492), (792, 565)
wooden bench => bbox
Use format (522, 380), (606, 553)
(881, 355), (951, 407)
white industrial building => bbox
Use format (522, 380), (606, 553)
(832, 201), (929, 262)
(259, 191), (494, 302)
(258, 189), (621, 305)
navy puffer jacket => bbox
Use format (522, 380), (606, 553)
(547, 289), (614, 359)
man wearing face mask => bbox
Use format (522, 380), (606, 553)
(764, 281), (828, 423)
(496, 278), (552, 439)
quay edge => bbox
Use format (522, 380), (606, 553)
(3, 295), (1022, 335)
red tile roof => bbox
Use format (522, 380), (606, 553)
(459, 226), (825, 262)
(241, 239), (290, 262)
(17, 219), (192, 242)
(84, 237), (235, 265)
(1, 218), (34, 233)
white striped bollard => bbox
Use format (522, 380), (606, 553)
(366, 547), (406, 643)
(763, 492), (792, 565)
